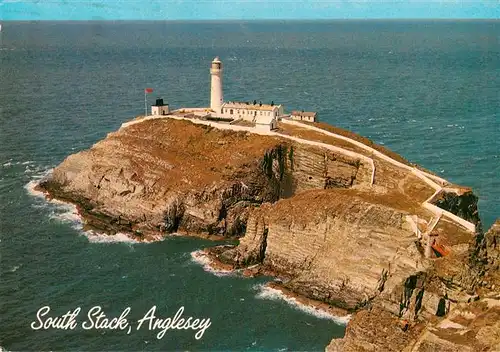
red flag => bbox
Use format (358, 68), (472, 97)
(145, 88), (153, 93)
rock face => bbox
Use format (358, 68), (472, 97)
(39, 117), (497, 351)
(482, 219), (500, 270)
(403, 297), (500, 352)
(39, 119), (372, 238)
(326, 219), (500, 352)
(432, 189), (481, 226)
(219, 189), (426, 311)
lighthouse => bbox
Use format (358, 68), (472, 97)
(210, 57), (223, 113)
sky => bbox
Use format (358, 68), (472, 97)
(1, 0), (499, 21)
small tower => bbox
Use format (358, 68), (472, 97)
(210, 57), (223, 113)
(151, 98), (169, 116)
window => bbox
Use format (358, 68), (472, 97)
(230, 109), (233, 114)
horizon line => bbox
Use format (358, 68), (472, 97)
(2, 18), (499, 22)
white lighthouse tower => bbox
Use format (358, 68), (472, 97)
(210, 56), (223, 114)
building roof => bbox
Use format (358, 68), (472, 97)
(291, 110), (317, 117)
(255, 114), (276, 125)
(222, 101), (281, 111)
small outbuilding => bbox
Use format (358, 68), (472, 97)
(151, 98), (169, 116)
(255, 113), (278, 131)
(291, 110), (317, 122)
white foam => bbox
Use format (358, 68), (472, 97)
(9, 265), (20, 273)
(25, 173), (83, 231)
(84, 230), (144, 244)
(25, 172), (164, 244)
(190, 250), (234, 277)
(2, 159), (34, 167)
(48, 201), (83, 230)
(24, 168), (53, 196)
(30, 188), (88, 235)
(253, 283), (351, 324)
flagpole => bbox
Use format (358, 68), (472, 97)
(144, 90), (147, 117)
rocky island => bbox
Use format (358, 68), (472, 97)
(36, 58), (499, 350)
(36, 114), (499, 351)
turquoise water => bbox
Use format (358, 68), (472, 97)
(0, 21), (499, 351)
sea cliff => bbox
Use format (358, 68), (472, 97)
(37, 117), (499, 351)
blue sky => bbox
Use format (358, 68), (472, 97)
(1, 1), (499, 20)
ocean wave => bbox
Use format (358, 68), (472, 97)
(87, 229), (166, 244)
(25, 172), (81, 230)
(9, 265), (20, 273)
(24, 170), (53, 198)
(25, 176), (88, 235)
(84, 230), (160, 244)
(253, 283), (351, 324)
(190, 250), (234, 277)
(2, 159), (34, 167)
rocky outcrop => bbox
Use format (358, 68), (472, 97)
(432, 189), (481, 227)
(326, 306), (426, 351)
(38, 118), (370, 238)
(484, 220), (500, 266)
(37, 117), (494, 351)
(217, 189), (428, 311)
(402, 297), (500, 352)
(326, 220), (500, 352)
(478, 219), (500, 288)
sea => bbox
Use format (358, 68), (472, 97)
(0, 20), (499, 351)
